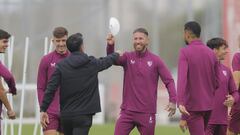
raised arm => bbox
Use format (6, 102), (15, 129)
(96, 52), (120, 72)
(106, 34), (115, 55)
(106, 34), (127, 66)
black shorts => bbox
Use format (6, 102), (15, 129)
(61, 114), (93, 135)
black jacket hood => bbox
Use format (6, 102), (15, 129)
(66, 52), (90, 68)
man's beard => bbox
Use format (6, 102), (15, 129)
(136, 46), (146, 53)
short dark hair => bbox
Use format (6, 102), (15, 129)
(53, 27), (68, 38)
(66, 33), (83, 52)
(207, 38), (228, 49)
(184, 21), (201, 38)
(0, 29), (11, 40)
(133, 28), (148, 36)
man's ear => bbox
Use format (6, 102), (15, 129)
(185, 30), (191, 38)
(146, 37), (150, 46)
(80, 45), (84, 52)
(213, 48), (218, 54)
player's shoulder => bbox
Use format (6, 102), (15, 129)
(41, 51), (55, 60)
(148, 51), (160, 59)
(76, 55), (97, 66)
(233, 52), (240, 59)
(204, 45), (215, 53)
(88, 56), (97, 63)
(0, 60), (5, 68)
(40, 51), (56, 65)
(146, 51), (165, 65)
(177, 47), (189, 59)
(88, 55), (95, 59)
(179, 46), (188, 54)
(124, 51), (133, 56)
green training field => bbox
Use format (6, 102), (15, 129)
(5, 124), (189, 135)
(90, 124), (189, 135)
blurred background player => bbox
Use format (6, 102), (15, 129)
(228, 36), (240, 135)
(0, 29), (17, 135)
(205, 38), (239, 135)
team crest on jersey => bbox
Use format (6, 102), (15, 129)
(147, 61), (152, 67)
(149, 116), (153, 124)
(50, 62), (56, 67)
(130, 60), (135, 64)
(222, 70), (227, 76)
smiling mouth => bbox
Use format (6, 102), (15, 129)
(136, 44), (142, 47)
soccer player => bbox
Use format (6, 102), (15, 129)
(0, 29), (17, 134)
(228, 36), (240, 135)
(37, 27), (69, 135)
(107, 28), (177, 135)
(177, 21), (220, 135)
(204, 38), (239, 135)
(40, 33), (120, 135)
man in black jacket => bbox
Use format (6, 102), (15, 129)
(40, 33), (120, 135)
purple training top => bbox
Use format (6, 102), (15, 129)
(232, 52), (240, 110)
(37, 51), (68, 114)
(208, 64), (239, 125)
(107, 45), (176, 113)
(177, 40), (220, 111)
(0, 61), (17, 95)
(0, 61), (17, 114)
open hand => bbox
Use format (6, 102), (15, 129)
(223, 95), (234, 107)
(179, 105), (190, 116)
(106, 34), (115, 45)
(179, 120), (188, 132)
(7, 110), (16, 119)
(40, 112), (49, 129)
(165, 102), (176, 117)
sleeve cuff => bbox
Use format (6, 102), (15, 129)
(169, 98), (177, 104)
